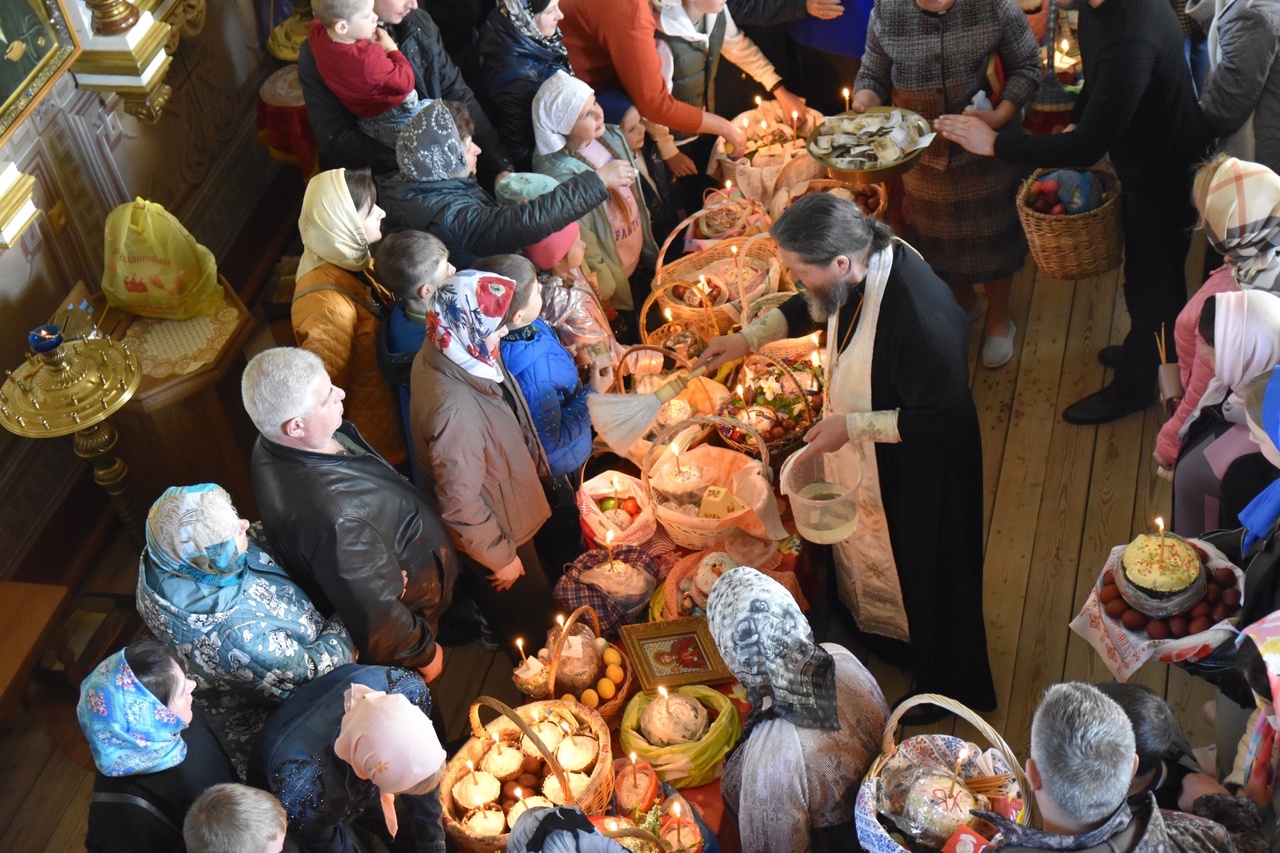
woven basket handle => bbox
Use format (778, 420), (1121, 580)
(602, 826), (666, 847)
(656, 202), (764, 278)
(879, 692), (1031, 824)
(640, 414), (771, 503)
(547, 605), (604, 698)
(467, 696), (576, 807)
(610, 344), (695, 395)
(641, 280), (718, 343)
(742, 350), (815, 428)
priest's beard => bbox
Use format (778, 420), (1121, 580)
(804, 279), (852, 323)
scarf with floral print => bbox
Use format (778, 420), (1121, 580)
(425, 269), (515, 382)
(397, 101), (469, 182)
(76, 648), (187, 777)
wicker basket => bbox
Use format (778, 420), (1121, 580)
(655, 223), (792, 334)
(638, 287), (717, 359)
(718, 350), (817, 461)
(855, 694), (1031, 853)
(642, 415), (770, 550)
(441, 696), (614, 852)
(768, 178), (888, 221)
(1016, 167), (1123, 280)
(772, 153), (829, 197)
(547, 605), (635, 727)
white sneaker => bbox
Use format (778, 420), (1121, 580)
(982, 321), (1016, 369)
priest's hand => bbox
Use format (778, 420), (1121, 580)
(807, 0), (845, 20)
(933, 114), (996, 156)
(802, 415), (850, 456)
(418, 644), (444, 682)
(693, 332), (750, 371)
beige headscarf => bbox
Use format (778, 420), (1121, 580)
(297, 169), (373, 279)
(333, 683), (446, 838)
(1201, 157), (1280, 293)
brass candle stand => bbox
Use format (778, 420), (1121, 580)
(0, 324), (145, 547)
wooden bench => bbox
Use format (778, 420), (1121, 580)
(0, 581), (69, 719)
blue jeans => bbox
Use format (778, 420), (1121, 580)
(1185, 35), (1209, 95)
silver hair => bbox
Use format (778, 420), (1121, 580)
(1030, 682), (1135, 824)
(241, 347), (328, 438)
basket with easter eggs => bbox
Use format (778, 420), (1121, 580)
(640, 286), (717, 362)
(656, 226), (792, 334)
(1069, 522), (1245, 681)
(717, 350), (817, 460)
(577, 462), (657, 549)
(592, 782), (718, 853)
(440, 696), (612, 852)
(661, 545), (806, 621)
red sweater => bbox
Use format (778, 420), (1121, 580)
(560, 0), (703, 134)
(307, 18), (415, 118)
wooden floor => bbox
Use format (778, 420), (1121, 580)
(0, 250), (1219, 851)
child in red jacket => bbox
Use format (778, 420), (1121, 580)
(308, 0), (426, 148)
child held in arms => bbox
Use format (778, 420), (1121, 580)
(596, 89), (682, 252)
(307, 0), (426, 148)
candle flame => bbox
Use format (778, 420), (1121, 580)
(1155, 516), (1165, 534)
(672, 801), (682, 818)
(742, 117), (749, 128)
(606, 819), (616, 831)
(465, 760), (474, 771)
(842, 87), (851, 98)
(515, 787), (523, 800)
(561, 721), (572, 733)
(664, 307), (673, 322)
(791, 110), (799, 120)
(760, 120), (768, 131)
(754, 95), (762, 106)
(658, 686), (669, 699)
(725, 178), (733, 189)
(811, 333), (820, 345)
(736, 384), (744, 397)
(606, 528), (615, 545)
(1060, 38), (1069, 51)
(492, 731), (501, 745)
(630, 751), (637, 763)
(556, 614), (565, 627)
(810, 350), (820, 367)
(731, 245), (739, 256)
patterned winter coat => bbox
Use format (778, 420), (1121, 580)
(136, 537), (356, 704)
(501, 319), (593, 479)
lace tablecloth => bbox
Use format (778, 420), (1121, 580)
(122, 295), (241, 379)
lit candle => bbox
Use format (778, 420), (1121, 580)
(731, 244), (742, 289)
(741, 117), (749, 129)
(664, 307), (673, 323)
(606, 818), (617, 832)
(606, 528), (615, 567)
(466, 759), (477, 782)
(791, 109), (799, 132)
(810, 350), (820, 368)
(516, 637), (527, 664)
(659, 685), (670, 714)
(725, 178), (732, 191)
(630, 751), (639, 785)
(672, 801), (685, 849)
(612, 474), (620, 504)
(515, 787), (525, 806)
(1156, 516), (1166, 571)
(698, 274), (708, 294)
(759, 119), (768, 133)
(736, 384), (744, 399)
(950, 747), (968, 797)
(672, 447), (682, 476)
(556, 613), (565, 629)
(754, 95), (762, 108)
(842, 87), (851, 112)
(491, 730), (506, 756)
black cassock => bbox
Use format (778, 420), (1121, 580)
(778, 241), (996, 710)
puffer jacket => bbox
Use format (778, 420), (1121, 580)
(251, 422), (458, 669)
(409, 343), (552, 571)
(378, 171), (609, 268)
(476, 8), (573, 172)
(136, 539), (356, 704)
(296, 8), (512, 176)
(533, 126), (657, 311)
(501, 319), (593, 478)
(291, 263), (407, 464)
(1192, 0), (1280, 172)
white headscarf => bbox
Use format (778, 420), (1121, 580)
(297, 169), (372, 279)
(334, 684), (446, 838)
(1206, 289), (1280, 423)
(532, 70), (594, 156)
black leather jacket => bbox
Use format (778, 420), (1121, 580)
(251, 422), (458, 669)
(296, 8), (513, 177)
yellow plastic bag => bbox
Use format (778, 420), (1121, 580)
(619, 686), (740, 788)
(102, 198), (221, 319)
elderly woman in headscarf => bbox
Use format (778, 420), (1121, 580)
(532, 71), (656, 338)
(250, 663), (447, 853)
(79, 635), (238, 853)
(136, 483), (355, 707)
(476, 0), (574, 172)
(408, 269), (556, 661)
(705, 567), (888, 853)
(377, 100), (635, 268)
(292, 166), (406, 464)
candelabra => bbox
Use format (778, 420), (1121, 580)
(0, 323), (144, 546)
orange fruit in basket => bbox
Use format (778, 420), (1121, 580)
(596, 678), (617, 701)
(560, 693), (576, 703)
(605, 664), (625, 685)
(580, 688), (600, 708)
(602, 648), (622, 667)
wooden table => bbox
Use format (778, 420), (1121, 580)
(0, 581), (69, 718)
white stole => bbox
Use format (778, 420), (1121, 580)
(823, 244), (911, 641)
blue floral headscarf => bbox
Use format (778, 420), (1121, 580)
(144, 484), (247, 587)
(1241, 371), (1280, 551)
(77, 648), (187, 777)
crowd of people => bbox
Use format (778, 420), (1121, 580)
(70, 0), (1280, 850)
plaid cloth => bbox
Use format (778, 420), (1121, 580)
(1202, 157), (1280, 293)
(553, 546), (663, 637)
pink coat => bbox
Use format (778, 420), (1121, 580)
(1154, 266), (1239, 466)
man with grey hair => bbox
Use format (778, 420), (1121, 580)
(243, 346), (458, 684)
(696, 193), (992, 724)
(982, 682), (1260, 851)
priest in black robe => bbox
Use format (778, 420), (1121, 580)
(696, 194), (996, 719)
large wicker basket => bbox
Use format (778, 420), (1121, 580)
(440, 696), (613, 852)
(640, 282), (718, 358)
(546, 605), (636, 727)
(855, 694), (1031, 853)
(718, 350), (817, 461)
(768, 178), (888, 221)
(1016, 166), (1123, 280)
(655, 223), (793, 334)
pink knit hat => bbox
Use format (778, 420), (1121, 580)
(524, 221), (580, 271)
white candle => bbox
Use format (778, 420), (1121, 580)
(842, 87), (851, 112)
(516, 637), (527, 664)
(630, 751), (639, 785)
(659, 685), (670, 715)
(606, 528), (615, 566)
